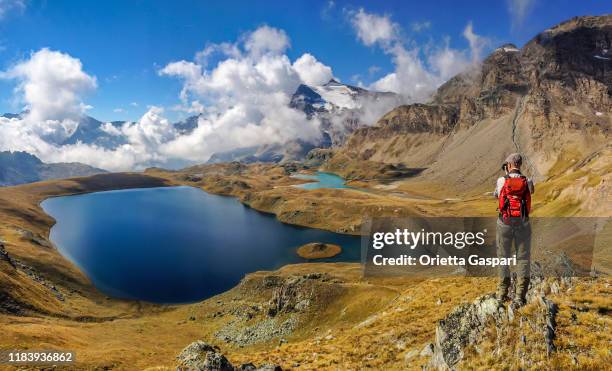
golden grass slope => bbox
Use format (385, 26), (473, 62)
(0, 159), (609, 369)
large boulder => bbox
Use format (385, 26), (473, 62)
(176, 341), (233, 371)
(428, 294), (504, 369)
(176, 341), (282, 371)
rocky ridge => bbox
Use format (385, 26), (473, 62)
(426, 259), (576, 369)
(0, 151), (107, 186)
(325, 15), (611, 200)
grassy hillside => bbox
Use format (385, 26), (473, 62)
(0, 165), (609, 369)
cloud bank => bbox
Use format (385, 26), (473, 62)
(1, 48), (97, 123)
(349, 8), (489, 102)
(157, 25), (331, 163)
(0, 11), (492, 171)
(0, 27), (334, 170)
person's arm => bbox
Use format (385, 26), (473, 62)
(527, 178), (535, 195)
(493, 177), (505, 198)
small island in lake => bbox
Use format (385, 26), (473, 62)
(296, 242), (342, 259)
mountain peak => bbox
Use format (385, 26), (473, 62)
(544, 14), (612, 35)
(494, 43), (519, 53)
(0, 151), (106, 186)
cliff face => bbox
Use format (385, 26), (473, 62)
(327, 15), (611, 205)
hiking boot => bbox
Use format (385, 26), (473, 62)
(496, 277), (511, 302)
(510, 298), (526, 311)
(515, 277), (530, 304)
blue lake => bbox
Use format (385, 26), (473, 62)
(41, 186), (361, 304)
(292, 171), (349, 190)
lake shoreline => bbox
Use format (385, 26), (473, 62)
(42, 185), (361, 303)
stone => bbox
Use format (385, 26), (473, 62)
(176, 341), (233, 371)
(428, 295), (504, 369)
(176, 341), (282, 371)
(0, 243), (16, 269)
(420, 343), (434, 357)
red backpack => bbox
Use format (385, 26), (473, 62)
(499, 175), (531, 224)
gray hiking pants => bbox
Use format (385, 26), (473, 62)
(496, 218), (531, 279)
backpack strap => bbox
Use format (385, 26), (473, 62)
(518, 175), (530, 220)
(499, 177), (510, 219)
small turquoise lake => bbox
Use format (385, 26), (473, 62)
(292, 171), (349, 190)
(41, 186), (360, 304)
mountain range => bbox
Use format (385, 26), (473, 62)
(0, 15), (610, 370)
(0, 151), (106, 186)
(325, 15), (611, 215)
(2, 80), (399, 167)
(207, 79), (401, 163)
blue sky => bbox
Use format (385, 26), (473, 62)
(0, 0), (609, 122)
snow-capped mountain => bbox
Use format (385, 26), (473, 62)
(289, 79), (401, 146)
(61, 116), (128, 148)
(2, 80), (401, 167)
(208, 80), (401, 164)
(174, 114), (200, 135)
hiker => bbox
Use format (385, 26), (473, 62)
(494, 153), (534, 309)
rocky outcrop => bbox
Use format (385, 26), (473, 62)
(342, 104), (458, 154)
(214, 273), (344, 346)
(267, 273), (331, 317)
(521, 15), (612, 91)
(428, 294), (504, 369)
(0, 241), (63, 303)
(426, 257), (575, 370)
(303, 148), (334, 168)
(177, 341), (234, 371)
(0, 242), (16, 269)
(15, 227), (52, 248)
(176, 341), (281, 371)
(0, 292), (30, 315)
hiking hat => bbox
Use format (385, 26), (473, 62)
(504, 153), (523, 167)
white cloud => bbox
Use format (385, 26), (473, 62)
(195, 42), (241, 67)
(368, 65), (381, 76)
(463, 22), (489, 63)
(507, 0), (536, 28)
(159, 60), (202, 101)
(411, 21), (431, 32)
(0, 48), (97, 122)
(0, 105), (185, 171)
(370, 44), (440, 101)
(0, 18), (492, 171)
(113, 108), (125, 113)
(243, 25), (290, 58)
(351, 8), (399, 47)
(100, 122), (122, 136)
(321, 0), (335, 19)
(158, 25), (324, 161)
(0, 0), (25, 20)
(350, 9), (489, 102)
(0, 49), (183, 171)
(292, 53), (333, 86)
(427, 42), (471, 82)
(0, 29), (327, 170)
